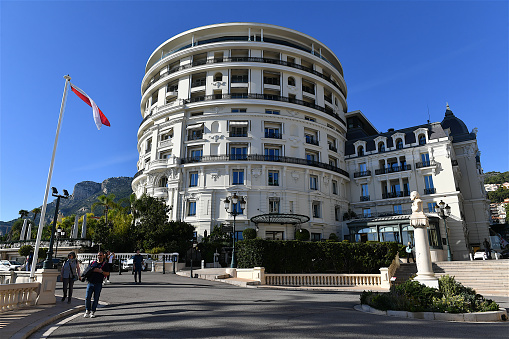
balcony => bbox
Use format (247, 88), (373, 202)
(180, 154), (349, 178)
(354, 170), (371, 178)
(416, 160), (436, 169)
(231, 75), (248, 83)
(302, 85), (315, 95)
(229, 132), (248, 138)
(423, 188), (436, 195)
(264, 132), (282, 139)
(360, 195), (370, 202)
(188, 134), (203, 141)
(263, 77), (280, 86)
(191, 79), (206, 88)
(382, 191), (410, 199)
(351, 209), (412, 220)
(182, 93), (346, 126)
(375, 165), (411, 175)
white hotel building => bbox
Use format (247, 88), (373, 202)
(133, 23), (490, 260)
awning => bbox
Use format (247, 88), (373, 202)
(186, 123), (204, 130)
(250, 213), (310, 225)
(229, 121), (249, 126)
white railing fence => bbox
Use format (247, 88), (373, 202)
(0, 282), (39, 312)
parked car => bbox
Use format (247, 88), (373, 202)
(0, 264), (11, 271)
(35, 258), (63, 269)
(0, 260), (22, 271)
(473, 250), (502, 260)
(122, 255), (153, 271)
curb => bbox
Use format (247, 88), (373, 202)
(354, 304), (508, 322)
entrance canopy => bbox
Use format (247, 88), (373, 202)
(250, 213), (310, 225)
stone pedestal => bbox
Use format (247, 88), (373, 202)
(34, 269), (60, 305)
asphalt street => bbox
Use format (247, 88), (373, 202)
(33, 272), (509, 339)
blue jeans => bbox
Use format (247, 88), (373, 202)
(85, 282), (103, 312)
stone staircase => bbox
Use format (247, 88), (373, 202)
(394, 260), (509, 296)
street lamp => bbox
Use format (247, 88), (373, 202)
(224, 193), (246, 268)
(54, 226), (65, 258)
(435, 200), (452, 261)
(43, 187), (69, 269)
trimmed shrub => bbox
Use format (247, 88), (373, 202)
(295, 229), (310, 241)
(19, 245), (34, 257)
(242, 228), (257, 240)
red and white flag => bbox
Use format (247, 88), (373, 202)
(70, 83), (110, 130)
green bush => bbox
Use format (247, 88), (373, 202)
(328, 233), (339, 241)
(242, 228), (257, 240)
(236, 239), (398, 273)
(295, 229), (310, 241)
(19, 245), (34, 257)
(361, 275), (500, 313)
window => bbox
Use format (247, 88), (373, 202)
(151, 91), (158, 106)
(363, 208), (371, 218)
(160, 131), (173, 140)
(189, 148), (203, 159)
(264, 126), (281, 138)
(189, 172), (198, 187)
(230, 125), (248, 137)
(310, 175), (318, 190)
(396, 138), (403, 149)
(232, 202), (243, 214)
(329, 157), (338, 167)
(160, 151), (172, 159)
(230, 145), (248, 160)
(418, 134), (426, 145)
(265, 109), (280, 115)
(288, 77), (295, 86)
(378, 142), (385, 152)
(268, 171), (279, 186)
(361, 184), (369, 197)
(335, 206), (341, 221)
(305, 132), (318, 145)
(424, 175), (435, 194)
(214, 72), (223, 82)
(159, 177), (168, 187)
(421, 153), (430, 166)
(311, 233), (321, 242)
(190, 111), (203, 117)
(393, 205), (402, 214)
(359, 163), (367, 172)
(188, 128), (203, 140)
(264, 146), (281, 160)
(188, 201), (196, 216)
(304, 116), (316, 122)
(306, 151), (318, 163)
(232, 170), (244, 185)
(312, 201), (321, 218)
(269, 198), (280, 213)
(231, 108), (247, 113)
(332, 180), (338, 195)
(357, 146), (364, 156)
(146, 138), (152, 153)
(428, 203), (436, 213)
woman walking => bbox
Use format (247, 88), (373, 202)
(61, 251), (80, 303)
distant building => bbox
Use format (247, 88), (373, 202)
(133, 23), (491, 261)
(484, 183), (500, 192)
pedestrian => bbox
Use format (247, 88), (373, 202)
(483, 238), (492, 259)
(61, 251), (80, 303)
(132, 249), (144, 284)
(26, 251), (33, 272)
(106, 250), (115, 283)
(83, 251), (110, 318)
(406, 242), (415, 263)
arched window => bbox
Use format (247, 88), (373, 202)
(418, 134), (426, 146)
(396, 138), (403, 149)
(214, 72), (223, 82)
(378, 142), (385, 152)
(159, 177), (168, 187)
(357, 146), (364, 156)
(288, 77), (295, 86)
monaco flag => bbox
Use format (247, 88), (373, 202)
(70, 83), (110, 130)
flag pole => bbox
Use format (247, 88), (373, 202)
(30, 75), (71, 279)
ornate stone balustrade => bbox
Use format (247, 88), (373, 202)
(0, 282), (39, 312)
(264, 273), (382, 287)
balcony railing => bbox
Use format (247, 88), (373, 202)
(182, 93), (346, 126)
(264, 132), (282, 139)
(354, 170), (371, 178)
(375, 165), (411, 175)
(382, 191), (410, 199)
(353, 209), (413, 220)
(302, 85), (315, 95)
(191, 79), (206, 88)
(360, 195), (370, 202)
(231, 75), (248, 83)
(305, 138), (319, 146)
(180, 154), (349, 178)
(263, 77), (280, 86)
(188, 134), (203, 140)
(229, 132), (248, 137)
(416, 160), (436, 169)
(145, 56), (346, 98)
(423, 187), (436, 195)
(133, 169), (144, 179)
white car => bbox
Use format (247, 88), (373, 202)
(122, 256), (153, 271)
(473, 250), (501, 260)
(0, 260), (22, 271)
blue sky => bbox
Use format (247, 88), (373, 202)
(1, 1), (507, 222)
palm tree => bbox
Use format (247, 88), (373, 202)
(92, 194), (118, 225)
(19, 209), (29, 219)
(31, 207), (41, 225)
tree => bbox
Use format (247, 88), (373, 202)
(92, 194), (118, 225)
(19, 209), (29, 219)
(31, 207), (41, 226)
(243, 228), (257, 240)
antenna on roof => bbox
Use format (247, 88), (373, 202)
(427, 104), (430, 124)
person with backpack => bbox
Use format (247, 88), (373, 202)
(83, 251), (110, 318)
(61, 251), (80, 303)
(406, 242), (415, 263)
(132, 249), (144, 284)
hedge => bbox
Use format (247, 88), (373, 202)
(236, 239), (398, 274)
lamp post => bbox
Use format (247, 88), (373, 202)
(54, 226), (65, 259)
(435, 200), (452, 261)
(224, 193), (246, 268)
(43, 187), (69, 269)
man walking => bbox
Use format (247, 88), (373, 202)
(132, 249), (144, 284)
(84, 251), (110, 318)
(106, 250), (115, 283)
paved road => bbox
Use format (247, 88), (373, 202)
(34, 272), (509, 339)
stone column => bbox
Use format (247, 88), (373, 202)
(34, 269), (60, 305)
(409, 191), (439, 288)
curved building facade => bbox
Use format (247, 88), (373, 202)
(133, 23), (351, 241)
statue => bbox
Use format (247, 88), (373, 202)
(410, 191), (428, 227)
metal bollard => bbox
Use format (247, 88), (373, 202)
(163, 255), (166, 274)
